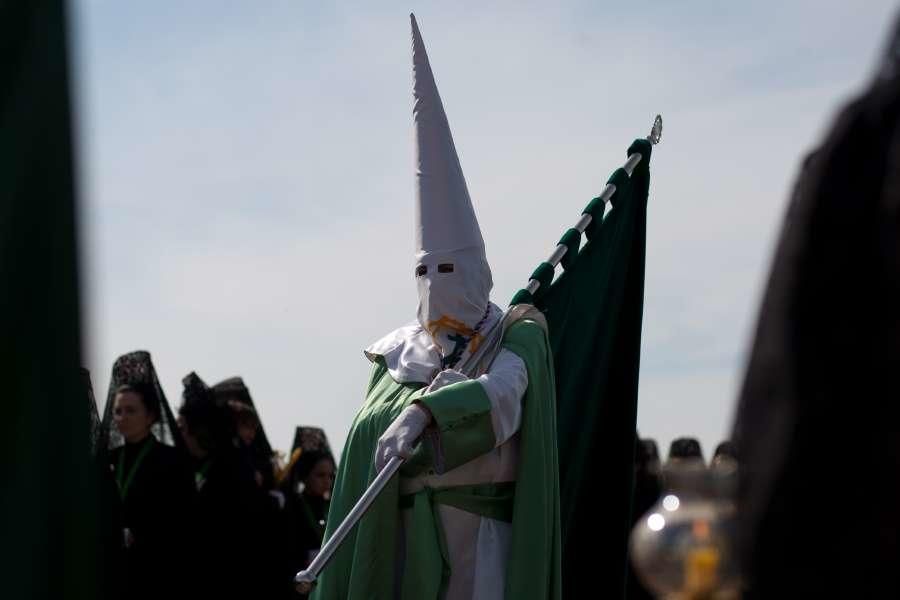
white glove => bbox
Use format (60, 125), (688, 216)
(375, 403), (432, 472)
(427, 368), (469, 393)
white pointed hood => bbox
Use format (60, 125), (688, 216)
(411, 13), (486, 259)
(365, 14), (501, 384)
(411, 14), (493, 336)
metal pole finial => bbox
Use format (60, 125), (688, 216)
(648, 115), (663, 145)
(647, 115), (662, 146)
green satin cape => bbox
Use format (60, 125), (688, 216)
(312, 317), (561, 599)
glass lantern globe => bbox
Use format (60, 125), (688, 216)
(629, 463), (740, 599)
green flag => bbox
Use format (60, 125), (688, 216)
(512, 137), (652, 598)
(0, 1), (97, 597)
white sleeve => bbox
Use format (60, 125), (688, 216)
(477, 348), (528, 447)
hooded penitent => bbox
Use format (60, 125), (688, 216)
(365, 14), (502, 382)
(314, 15), (560, 600)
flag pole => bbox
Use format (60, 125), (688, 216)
(294, 456), (404, 593)
(525, 115), (662, 296)
(294, 115), (662, 594)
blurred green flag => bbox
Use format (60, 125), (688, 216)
(0, 1), (96, 597)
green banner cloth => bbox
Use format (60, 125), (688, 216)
(1, 1), (97, 597)
(532, 138), (652, 598)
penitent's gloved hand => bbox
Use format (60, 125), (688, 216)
(428, 368), (469, 392)
(375, 403), (432, 472)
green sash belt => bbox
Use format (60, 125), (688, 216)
(399, 481), (515, 599)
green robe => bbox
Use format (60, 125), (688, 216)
(312, 316), (561, 599)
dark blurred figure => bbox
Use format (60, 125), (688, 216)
(710, 440), (737, 473)
(663, 437), (706, 499)
(281, 426), (335, 586)
(95, 351), (196, 600)
(666, 437), (704, 467)
(213, 376), (277, 490)
(179, 371), (281, 599)
(84, 367), (119, 600)
(84, 367), (102, 455)
(634, 438), (662, 514)
(626, 437), (662, 600)
(2, 1), (95, 596)
(214, 377), (293, 596)
(215, 379), (293, 598)
(229, 401), (272, 488)
(733, 14), (900, 598)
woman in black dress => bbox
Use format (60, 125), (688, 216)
(212, 376), (277, 491)
(281, 426), (336, 579)
(179, 371), (278, 598)
(96, 351), (196, 600)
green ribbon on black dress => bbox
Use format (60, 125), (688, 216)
(194, 458), (213, 491)
(116, 436), (155, 501)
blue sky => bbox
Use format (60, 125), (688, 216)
(74, 1), (898, 460)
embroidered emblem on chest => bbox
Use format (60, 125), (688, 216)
(441, 332), (469, 370)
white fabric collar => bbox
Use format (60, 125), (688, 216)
(365, 302), (504, 384)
